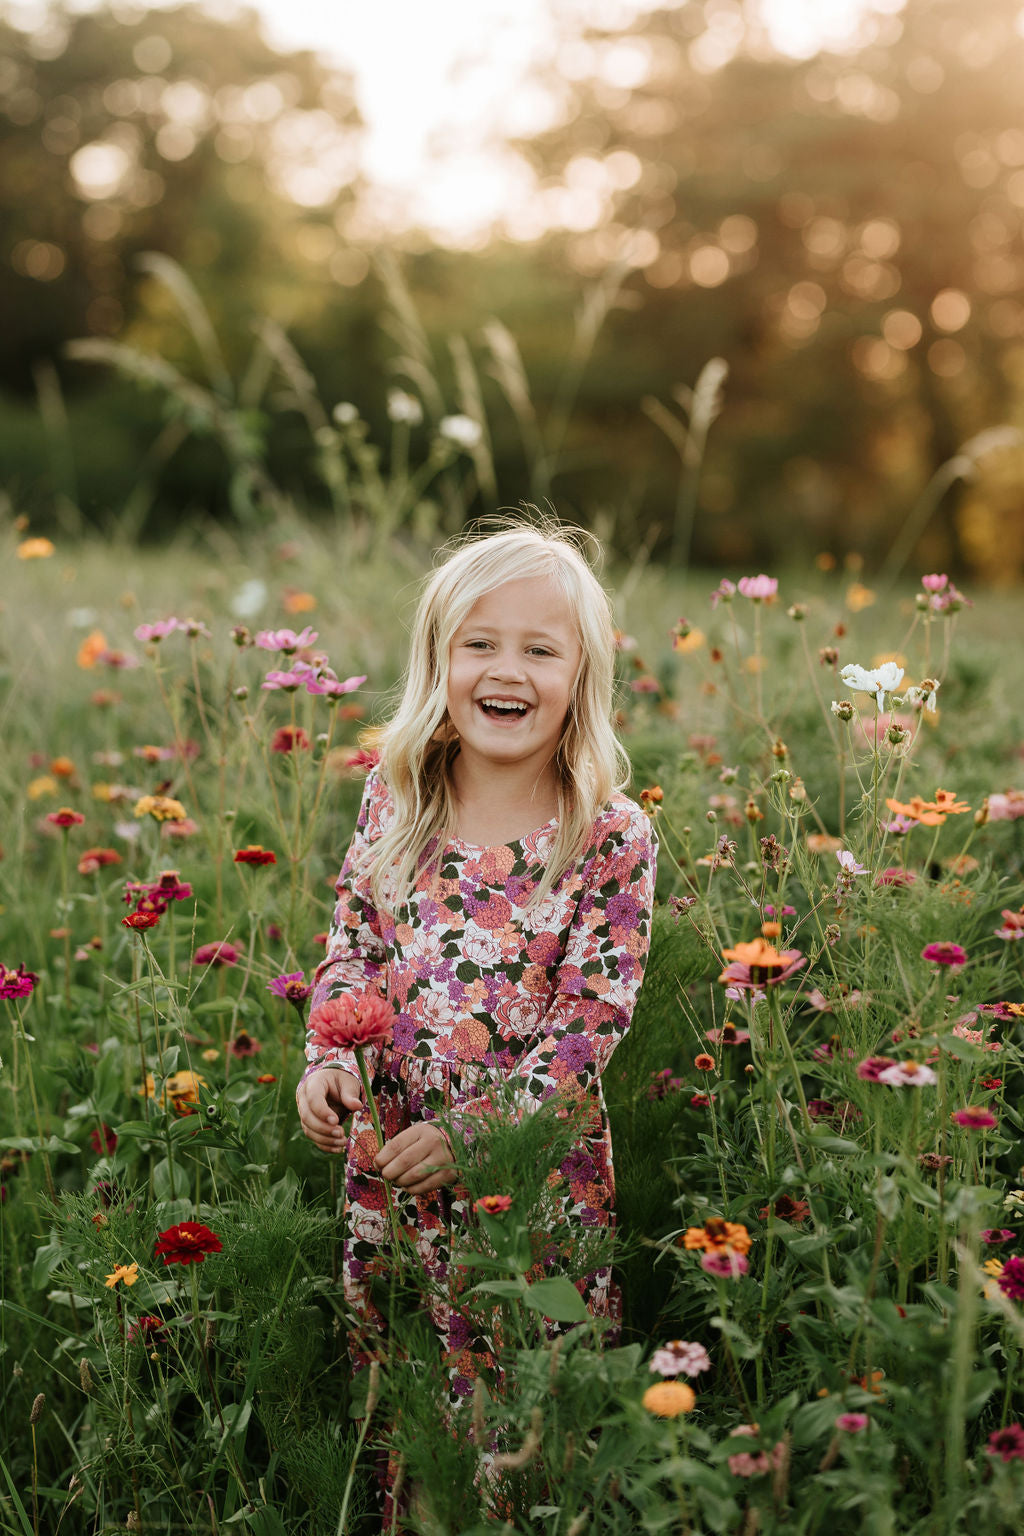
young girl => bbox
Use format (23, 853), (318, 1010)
(295, 520), (657, 1412)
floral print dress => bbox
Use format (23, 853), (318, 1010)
(307, 768), (657, 1402)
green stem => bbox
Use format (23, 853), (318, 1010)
(354, 1047), (405, 1261)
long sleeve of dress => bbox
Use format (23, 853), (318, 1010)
(305, 771), (389, 1082)
(454, 803), (658, 1133)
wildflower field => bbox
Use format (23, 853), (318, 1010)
(3, 520), (1024, 1535)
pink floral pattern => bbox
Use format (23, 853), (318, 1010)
(307, 769), (657, 1403)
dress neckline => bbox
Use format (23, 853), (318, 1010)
(448, 814), (559, 852)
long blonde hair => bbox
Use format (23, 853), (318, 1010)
(363, 515), (630, 914)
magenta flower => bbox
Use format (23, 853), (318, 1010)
(700, 1248), (748, 1279)
(0, 964), (40, 1000)
(305, 672), (366, 699)
(997, 1256), (1024, 1302)
(763, 904), (796, 917)
(193, 941), (240, 967)
(254, 627), (318, 654)
(737, 574), (778, 602)
(856, 1056), (897, 1081)
(979, 1002), (1021, 1021)
(134, 618), (180, 643)
(921, 942), (968, 967)
(987, 1423), (1024, 1461)
(709, 578), (736, 608)
(267, 971), (313, 1005)
(951, 1105), (997, 1131)
(649, 1340), (711, 1378)
(836, 1413), (869, 1433)
(981, 1230), (1016, 1246)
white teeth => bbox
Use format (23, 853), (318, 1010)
(479, 698), (528, 713)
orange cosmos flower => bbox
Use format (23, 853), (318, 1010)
(682, 1218), (751, 1256)
(77, 630), (109, 669)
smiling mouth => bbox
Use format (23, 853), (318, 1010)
(476, 698), (531, 722)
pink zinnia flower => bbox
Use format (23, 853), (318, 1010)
(649, 1340), (712, 1378)
(308, 990), (395, 1052)
(700, 1248), (748, 1279)
(836, 1413), (869, 1433)
(996, 1256), (1024, 1302)
(987, 1423), (1024, 1461)
(877, 1061), (938, 1086)
(193, 941), (240, 967)
(987, 791), (1024, 823)
(981, 1230), (1015, 1246)
(737, 574), (778, 602)
(254, 627), (318, 654)
(474, 1194), (512, 1214)
(134, 618), (180, 643)
(921, 942), (968, 967)
(951, 1105), (997, 1131)
(876, 866), (916, 887)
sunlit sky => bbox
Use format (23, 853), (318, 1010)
(7, 0), (904, 239)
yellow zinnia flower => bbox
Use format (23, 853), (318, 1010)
(642, 1381), (696, 1417)
(135, 795), (188, 823)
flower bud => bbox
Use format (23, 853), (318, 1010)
(975, 799), (989, 827)
(744, 798), (764, 824)
(824, 924), (841, 946)
(233, 686), (249, 701)
(819, 646), (839, 668)
(831, 699), (854, 722)
(230, 625), (251, 647)
(772, 738), (788, 760)
(886, 724), (909, 746)
(787, 604), (807, 621)
(789, 777), (807, 802)
(706, 809), (717, 823)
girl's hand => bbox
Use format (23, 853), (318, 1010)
(375, 1122), (457, 1195)
(296, 1068), (362, 1153)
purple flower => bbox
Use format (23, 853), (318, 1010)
(556, 1034), (593, 1071)
(134, 618), (180, 643)
(605, 892), (641, 928)
(254, 627), (318, 654)
(267, 971), (313, 1004)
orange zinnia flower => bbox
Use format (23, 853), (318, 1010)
(682, 1218), (751, 1256)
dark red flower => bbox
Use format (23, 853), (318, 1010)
(46, 808), (85, 828)
(271, 726), (310, 754)
(78, 847), (122, 875)
(234, 845), (277, 865)
(123, 911), (160, 930)
(988, 1423), (1024, 1461)
(128, 1314), (167, 1346)
(154, 1221), (223, 1266)
(89, 1125), (117, 1155)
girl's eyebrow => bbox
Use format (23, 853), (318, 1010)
(458, 624), (568, 643)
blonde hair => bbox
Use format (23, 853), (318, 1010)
(363, 514), (629, 913)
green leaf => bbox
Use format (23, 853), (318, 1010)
(521, 1277), (588, 1323)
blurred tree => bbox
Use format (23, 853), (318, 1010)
(500, 0), (1024, 571)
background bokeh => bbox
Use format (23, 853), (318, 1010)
(3, 0), (1024, 574)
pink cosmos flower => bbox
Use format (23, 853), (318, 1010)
(649, 1340), (712, 1378)
(877, 1061), (938, 1086)
(705, 1023), (751, 1045)
(304, 672), (366, 699)
(921, 574), (948, 593)
(700, 1248), (748, 1279)
(836, 850), (867, 876)
(884, 815), (917, 836)
(836, 1413), (869, 1433)
(254, 627), (318, 654)
(709, 578), (736, 608)
(193, 941), (240, 967)
(737, 574), (778, 602)
(951, 1105), (997, 1131)
(134, 618), (180, 643)
(921, 942), (968, 967)
(987, 1423), (1024, 1461)
(261, 670), (307, 692)
(997, 1256), (1024, 1302)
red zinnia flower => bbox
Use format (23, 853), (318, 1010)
(475, 1194), (513, 1214)
(234, 846), (277, 866)
(256, 1073), (278, 1083)
(271, 726), (310, 754)
(128, 1314), (167, 1346)
(308, 990), (395, 1052)
(78, 847), (122, 875)
(154, 1221), (223, 1266)
(123, 911), (160, 930)
(921, 942), (968, 967)
(46, 808), (85, 828)
(951, 1105), (997, 1131)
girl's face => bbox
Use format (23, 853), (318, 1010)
(446, 576), (582, 782)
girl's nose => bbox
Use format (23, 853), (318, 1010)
(489, 651), (526, 680)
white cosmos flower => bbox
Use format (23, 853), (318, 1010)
(839, 661), (904, 708)
(439, 413), (483, 449)
(386, 389), (423, 426)
(904, 680), (940, 713)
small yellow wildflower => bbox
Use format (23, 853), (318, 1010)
(105, 1262), (140, 1289)
(17, 537), (55, 560)
(135, 795), (188, 823)
(27, 776), (58, 800)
